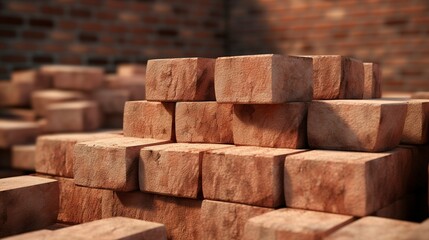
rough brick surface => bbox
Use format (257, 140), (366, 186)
(306, 55), (364, 99)
(40, 65), (104, 91)
(0, 120), (39, 148)
(74, 137), (169, 191)
(31, 90), (87, 117)
(35, 131), (120, 177)
(284, 148), (414, 216)
(0, 176), (59, 237)
(46, 101), (101, 133)
(243, 209), (354, 240)
(203, 146), (305, 207)
(233, 103), (307, 148)
(52, 217), (167, 240)
(123, 101), (175, 140)
(308, 100), (407, 152)
(92, 89), (130, 114)
(363, 62), (382, 99)
(146, 57), (215, 101)
(201, 200), (272, 240)
(401, 99), (429, 144)
(139, 143), (232, 198)
(326, 216), (417, 240)
(103, 191), (201, 240)
(11, 144), (36, 171)
(175, 102), (233, 144)
(215, 54), (312, 103)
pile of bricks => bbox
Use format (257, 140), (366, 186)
(2, 54), (429, 239)
(0, 64), (145, 176)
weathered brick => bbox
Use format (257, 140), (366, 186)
(203, 146), (305, 207)
(146, 57), (215, 101)
(401, 99), (429, 144)
(215, 54), (312, 103)
(74, 137), (169, 191)
(123, 101), (175, 140)
(308, 100), (407, 152)
(0, 176), (59, 237)
(176, 102), (233, 144)
(243, 209), (354, 240)
(139, 143), (232, 198)
(233, 103), (307, 148)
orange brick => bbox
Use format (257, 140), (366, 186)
(203, 146), (305, 207)
(0, 81), (33, 107)
(363, 62), (382, 98)
(35, 131), (120, 177)
(123, 101), (175, 140)
(117, 64), (146, 77)
(11, 69), (52, 89)
(175, 102), (233, 144)
(215, 54), (312, 103)
(74, 137), (169, 191)
(401, 99), (429, 144)
(105, 74), (145, 100)
(31, 90), (87, 117)
(103, 191), (201, 240)
(146, 57), (215, 101)
(233, 103), (307, 148)
(0, 176), (59, 237)
(243, 209), (354, 240)
(45, 101), (101, 133)
(284, 148), (415, 216)
(140, 143), (232, 198)
(40, 65), (104, 91)
(308, 100), (407, 152)
(0, 120), (39, 148)
(201, 200), (272, 240)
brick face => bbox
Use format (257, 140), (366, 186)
(0, 0), (428, 91)
(227, 0), (429, 92)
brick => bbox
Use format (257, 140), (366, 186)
(11, 144), (35, 171)
(203, 146), (305, 207)
(74, 137), (169, 191)
(146, 57), (215, 101)
(284, 148), (414, 216)
(0, 81), (33, 107)
(40, 65), (104, 91)
(103, 191), (201, 240)
(0, 108), (36, 121)
(3, 230), (53, 240)
(55, 176), (109, 224)
(411, 91), (429, 99)
(308, 100), (407, 152)
(11, 69), (52, 89)
(201, 200), (272, 240)
(0, 176), (59, 237)
(215, 54), (312, 103)
(52, 217), (167, 239)
(243, 209), (354, 240)
(92, 89), (130, 114)
(326, 216), (417, 240)
(139, 143), (232, 198)
(45, 101), (101, 133)
(31, 90), (87, 117)
(401, 99), (429, 144)
(35, 131), (120, 177)
(105, 74), (145, 100)
(363, 62), (382, 98)
(403, 219), (429, 240)
(118, 64), (147, 76)
(123, 101), (175, 140)
(176, 102), (233, 144)
(0, 120), (39, 148)
(233, 103), (307, 148)
(305, 55), (364, 99)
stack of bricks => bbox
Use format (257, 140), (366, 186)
(2, 54), (429, 239)
(0, 64), (145, 179)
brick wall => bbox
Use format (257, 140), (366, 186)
(0, 0), (225, 78)
(1, 0), (428, 92)
(228, 0), (429, 92)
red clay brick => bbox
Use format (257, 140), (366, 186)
(363, 62), (382, 98)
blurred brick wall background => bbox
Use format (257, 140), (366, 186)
(1, 0), (429, 92)
(228, 0), (429, 92)
(0, 0), (225, 76)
